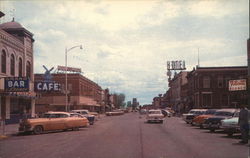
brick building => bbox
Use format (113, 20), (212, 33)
(0, 17), (36, 124)
(168, 71), (189, 113)
(186, 66), (248, 109)
(35, 73), (103, 113)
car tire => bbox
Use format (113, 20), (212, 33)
(33, 125), (43, 135)
(210, 128), (215, 132)
(227, 132), (233, 137)
(160, 120), (163, 124)
(199, 125), (204, 129)
(72, 127), (79, 131)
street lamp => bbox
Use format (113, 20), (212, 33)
(65, 45), (83, 112)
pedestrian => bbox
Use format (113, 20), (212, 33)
(238, 105), (249, 144)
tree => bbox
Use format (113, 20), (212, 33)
(114, 93), (126, 108)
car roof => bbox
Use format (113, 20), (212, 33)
(149, 109), (161, 111)
(46, 111), (70, 115)
(216, 109), (238, 112)
(71, 109), (89, 112)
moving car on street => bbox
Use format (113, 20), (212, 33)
(71, 109), (95, 125)
(203, 109), (238, 132)
(106, 109), (124, 116)
(146, 109), (164, 123)
(19, 111), (89, 134)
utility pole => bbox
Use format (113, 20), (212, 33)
(247, 38), (250, 109)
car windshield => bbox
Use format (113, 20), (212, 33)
(214, 111), (233, 116)
(204, 110), (217, 115)
(189, 110), (196, 114)
(149, 111), (161, 114)
(233, 112), (239, 117)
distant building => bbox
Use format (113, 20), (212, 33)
(132, 98), (138, 110)
(0, 18), (36, 124)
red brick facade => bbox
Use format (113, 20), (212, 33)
(35, 73), (103, 113)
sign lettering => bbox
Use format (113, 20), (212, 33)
(35, 81), (61, 91)
(4, 77), (29, 92)
(229, 79), (247, 91)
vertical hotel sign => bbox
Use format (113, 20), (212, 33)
(229, 79), (247, 91)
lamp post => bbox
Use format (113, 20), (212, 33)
(65, 45), (83, 112)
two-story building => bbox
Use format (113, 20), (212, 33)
(35, 73), (103, 113)
(186, 66), (248, 109)
(0, 18), (36, 124)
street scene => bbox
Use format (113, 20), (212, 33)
(0, 0), (250, 158)
(0, 113), (249, 158)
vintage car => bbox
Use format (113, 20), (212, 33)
(106, 109), (124, 116)
(192, 109), (218, 128)
(71, 109), (95, 125)
(19, 111), (89, 134)
(220, 114), (240, 137)
(182, 109), (207, 124)
(146, 109), (164, 123)
(203, 109), (239, 132)
(161, 109), (172, 117)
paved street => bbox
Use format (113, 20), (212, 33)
(0, 113), (249, 158)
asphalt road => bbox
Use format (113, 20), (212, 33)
(0, 112), (249, 158)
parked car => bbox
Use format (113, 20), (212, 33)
(106, 109), (124, 116)
(146, 109), (164, 123)
(192, 109), (218, 128)
(161, 109), (172, 117)
(19, 111), (89, 134)
(220, 111), (240, 137)
(183, 109), (207, 124)
(140, 109), (148, 115)
(203, 109), (238, 132)
(71, 109), (95, 125)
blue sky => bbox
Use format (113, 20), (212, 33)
(0, 0), (248, 105)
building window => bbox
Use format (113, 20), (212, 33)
(218, 76), (223, 88)
(19, 58), (23, 77)
(203, 76), (210, 88)
(10, 54), (15, 76)
(225, 77), (231, 88)
(1, 50), (6, 73)
(26, 61), (31, 79)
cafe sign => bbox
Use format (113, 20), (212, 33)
(4, 77), (29, 92)
(229, 79), (247, 91)
(35, 81), (61, 91)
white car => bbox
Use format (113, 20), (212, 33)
(146, 109), (164, 123)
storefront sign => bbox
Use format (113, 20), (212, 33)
(4, 77), (29, 92)
(229, 79), (247, 91)
(35, 82), (61, 91)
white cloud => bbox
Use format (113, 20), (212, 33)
(1, 0), (248, 104)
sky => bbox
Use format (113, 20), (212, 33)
(0, 0), (249, 105)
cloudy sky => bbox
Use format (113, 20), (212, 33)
(0, 0), (249, 105)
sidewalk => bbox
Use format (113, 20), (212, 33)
(0, 123), (19, 140)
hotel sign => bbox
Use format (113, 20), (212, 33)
(229, 79), (247, 91)
(167, 60), (186, 70)
(4, 77), (29, 92)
